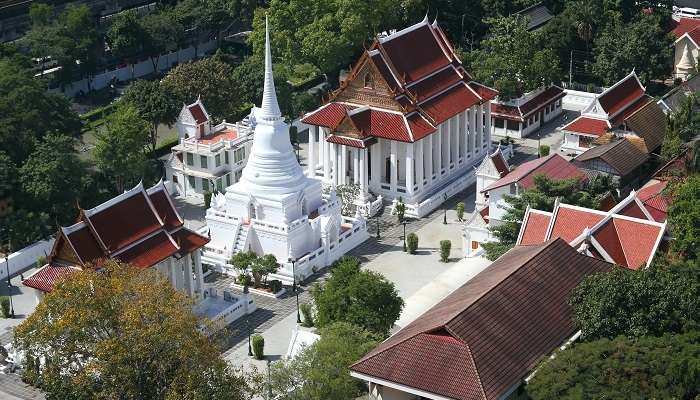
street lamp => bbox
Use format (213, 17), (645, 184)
(247, 316), (253, 357)
(375, 214), (381, 239)
(402, 221), (407, 252)
(537, 132), (541, 158)
(5, 254), (14, 319)
(443, 193), (448, 225)
(289, 257), (301, 324)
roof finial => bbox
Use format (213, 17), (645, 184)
(422, 10), (429, 24)
(432, 11), (439, 26)
(260, 15), (282, 119)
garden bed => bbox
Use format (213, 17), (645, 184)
(230, 283), (286, 298)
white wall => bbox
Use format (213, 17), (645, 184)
(562, 89), (597, 112)
(488, 185), (512, 222)
(0, 238), (55, 280)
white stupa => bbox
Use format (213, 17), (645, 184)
(202, 19), (368, 283)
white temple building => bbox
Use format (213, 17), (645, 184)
(165, 99), (254, 199)
(302, 17), (498, 218)
(201, 19), (368, 284)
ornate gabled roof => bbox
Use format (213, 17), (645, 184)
(483, 154), (585, 192)
(302, 18), (497, 143)
(574, 138), (649, 177)
(351, 239), (612, 400)
(490, 86), (565, 122)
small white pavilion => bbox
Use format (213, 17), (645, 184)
(201, 19), (368, 284)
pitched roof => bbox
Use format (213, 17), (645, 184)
(637, 181), (671, 222)
(598, 73), (645, 117)
(561, 116), (611, 137)
(515, 2), (554, 30)
(188, 103), (208, 124)
(302, 18), (497, 144)
(351, 239), (612, 400)
(490, 86), (565, 122)
(624, 101), (667, 153)
(483, 154), (585, 192)
(517, 194), (666, 270)
(574, 138), (649, 176)
(671, 17), (700, 38)
(518, 209), (552, 245)
(22, 264), (77, 293)
(658, 75), (700, 114)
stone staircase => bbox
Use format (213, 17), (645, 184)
(233, 224), (249, 253)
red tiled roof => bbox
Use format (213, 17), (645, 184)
(420, 83), (480, 124)
(65, 225), (105, 264)
(492, 150), (509, 176)
(549, 206), (606, 243)
(379, 24), (451, 83)
(618, 201), (648, 220)
(610, 95), (653, 126)
(301, 103), (356, 128)
(484, 154), (585, 192)
(326, 135), (369, 148)
(358, 109), (414, 142)
(149, 189), (183, 231)
(592, 219), (626, 266)
(198, 128), (238, 145)
(87, 192), (162, 253)
(492, 86), (565, 122)
(598, 74), (645, 117)
(637, 181), (670, 222)
(407, 67), (462, 101)
(671, 17), (700, 38)
(610, 217), (663, 269)
(188, 104), (208, 124)
(562, 116), (610, 137)
(406, 113), (436, 141)
(686, 26), (700, 46)
(490, 102), (521, 120)
(519, 211), (552, 245)
(469, 82), (498, 102)
(22, 264), (76, 293)
(116, 231), (178, 269)
(172, 228), (209, 254)
(352, 239), (612, 400)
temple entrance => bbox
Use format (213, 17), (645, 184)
(249, 202), (257, 220)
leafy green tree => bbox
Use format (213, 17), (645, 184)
(140, 11), (184, 73)
(15, 260), (251, 400)
(28, 2), (53, 26)
(592, 14), (673, 85)
(312, 256), (403, 337)
(469, 15), (561, 100)
(668, 175), (700, 259)
(161, 57), (237, 121)
(230, 56), (294, 118)
(107, 10), (145, 61)
(482, 175), (608, 260)
(94, 104), (150, 192)
(121, 79), (178, 153)
(0, 59), (82, 163)
(251, 254), (278, 287)
(19, 133), (86, 223)
(0, 151), (16, 200)
(570, 264), (700, 340)
(268, 322), (381, 400)
(527, 332), (700, 400)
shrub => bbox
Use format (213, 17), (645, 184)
(406, 233), (418, 254)
(36, 256), (47, 268)
(439, 240), (451, 262)
(0, 296), (9, 318)
(394, 197), (406, 223)
(237, 273), (252, 287)
(300, 303), (314, 327)
(268, 279), (283, 293)
(252, 334), (264, 360)
(456, 202), (465, 222)
(203, 191), (212, 208)
(538, 145), (550, 157)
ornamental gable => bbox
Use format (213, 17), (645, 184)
(334, 115), (363, 138)
(334, 57), (404, 112)
(52, 234), (82, 267)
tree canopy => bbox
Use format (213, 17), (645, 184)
(311, 256), (404, 337)
(121, 79), (179, 152)
(15, 260), (251, 400)
(268, 322), (381, 400)
(468, 15), (561, 100)
(526, 332), (700, 400)
(668, 175), (700, 259)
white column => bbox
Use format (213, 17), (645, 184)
(194, 249), (204, 297)
(390, 141), (398, 193)
(436, 124), (443, 174)
(359, 148), (368, 198)
(330, 142), (337, 185)
(426, 134), (434, 184)
(168, 258), (177, 288)
(416, 139), (424, 192)
(184, 255), (194, 297)
(406, 143), (414, 196)
(340, 145), (348, 185)
(371, 140), (381, 188)
(323, 132), (331, 182)
(470, 106), (477, 155)
(453, 115), (459, 165)
(477, 103), (484, 151)
(353, 148), (359, 185)
(485, 102), (492, 153)
(307, 126), (316, 177)
(462, 111), (469, 161)
(445, 118), (452, 169)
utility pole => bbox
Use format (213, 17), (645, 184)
(569, 50), (573, 86)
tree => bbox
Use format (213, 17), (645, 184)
(312, 257), (404, 337)
(527, 332), (700, 400)
(469, 15), (561, 100)
(482, 175), (608, 260)
(94, 104), (150, 192)
(570, 264), (700, 340)
(592, 14), (673, 85)
(19, 133), (86, 223)
(0, 59), (82, 163)
(121, 80), (178, 153)
(668, 176), (700, 259)
(268, 322), (381, 400)
(250, 254), (278, 287)
(161, 57), (237, 121)
(0, 151), (17, 200)
(14, 260), (250, 400)
(140, 11), (184, 73)
(107, 10), (145, 61)
(230, 56), (294, 118)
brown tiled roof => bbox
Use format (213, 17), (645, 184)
(624, 101), (666, 153)
(352, 239), (612, 400)
(149, 189), (183, 231)
(188, 104), (208, 124)
(491, 86), (565, 122)
(598, 74), (645, 117)
(379, 23), (452, 83)
(574, 138), (649, 177)
(484, 154), (585, 192)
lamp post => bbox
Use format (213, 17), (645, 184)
(5, 254), (14, 318)
(289, 257), (301, 324)
(402, 221), (407, 252)
(375, 214), (381, 239)
(537, 133), (541, 158)
(247, 316), (253, 357)
(443, 193), (448, 225)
